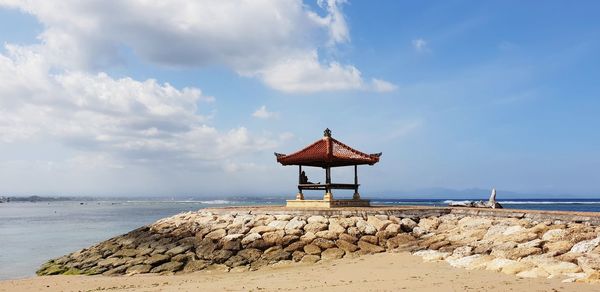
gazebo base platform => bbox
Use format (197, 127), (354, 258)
(286, 199), (371, 208)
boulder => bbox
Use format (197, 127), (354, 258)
(542, 229), (566, 241)
(144, 254), (170, 266)
(339, 233), (358, 243)
(418, 217), (441, 232)
(267, 220), (289, 230)
(307, 215), (328, 224)
(385, 224), (401, 234)
(285, 218), (306, 231)
(315, 230), (339, 240)
(543, 240), (573, 256)
(304, 222), (328, 233)
(224, 255), (247, 267)
(570, 237), (600, 253)
(336, 240), (359, 253)
(446, 255), (493, 270)
(321, 248), (345, 260)
(196, 238), (217, 259)
(337, 217), (357, 228)
(304, 244), (321, 255)
(205, 229), (227, 240)
(516, 268), (550, 278)
(126, 264), (152, 275)
(237, 248), (262, 262)
(328, 222), (346, 234)
(300, 254), (320, 264)
(356, 220), (377, 235)
(166, 245), (192, 256)
(150, 261), (184, 273)
(220, 234), (244, 250)
(367, 216), (391, 231)
(505, 247), (542, 260)
(360, 235), (378, 245)
(241, 233), (262, 246)
(358, 241), (385, 254)
(284, 241), (307, 252)
(577, 254), (600, 273)
(262, 230), (285, 245)
(292, 251), (305, 262)
(485, 258), (518, 272)
(414, 250), (450, 262)
(210, 250), (233, 264)
(400, 218), (417, 231)
(501, 261), (534, 275)
(260, 247), (290, 263)
(312, 238), (336, 249)
(249, 225), (277, 234)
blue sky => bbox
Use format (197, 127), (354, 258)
(0, 1), (598, 198)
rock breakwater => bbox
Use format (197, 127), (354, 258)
(37, 207), (600, 283)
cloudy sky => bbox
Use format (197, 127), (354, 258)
(0, 0), (599, 198)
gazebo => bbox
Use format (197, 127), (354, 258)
(275, 128), (381, 208)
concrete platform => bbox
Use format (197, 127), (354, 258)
(285, 199), (370, 208)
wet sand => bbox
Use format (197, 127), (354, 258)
(1, 252), (597, 292)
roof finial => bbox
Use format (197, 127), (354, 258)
(324, 128), (332, 137)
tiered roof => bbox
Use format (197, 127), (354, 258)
(275, 129), (381, 167)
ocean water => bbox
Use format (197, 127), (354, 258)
(1, 198), (600, 280)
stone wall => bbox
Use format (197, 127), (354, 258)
(37, 207), (600, 283)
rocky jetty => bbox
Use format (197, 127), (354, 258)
(37, 207), (600, 284)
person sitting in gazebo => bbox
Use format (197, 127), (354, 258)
(300, 171), (319, 184)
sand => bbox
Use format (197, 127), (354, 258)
(1, 252), (598, 292)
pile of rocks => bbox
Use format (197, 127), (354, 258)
(409, 214), (600, 283)
(37, 211), (419, 276)
(37, 208), (600, 283)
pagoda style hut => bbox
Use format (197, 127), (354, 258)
(275, 129), (381, 208)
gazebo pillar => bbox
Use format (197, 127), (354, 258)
(353, 165), (360, 200)
(323, 166), (333, 201)
(296, 165), (304, 200)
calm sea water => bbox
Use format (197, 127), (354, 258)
(1, 198), (600, 280)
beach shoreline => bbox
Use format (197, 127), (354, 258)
(2, 252), (599, 292)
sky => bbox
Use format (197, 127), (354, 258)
(0, 0), (599, 198)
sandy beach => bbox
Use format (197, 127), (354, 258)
(2, 252), (598, 292)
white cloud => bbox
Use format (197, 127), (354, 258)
(0, 46), (282, 165)
(412, 38), (429, 53)
(370, 78), (398, 93)
(0, 0), (394, 93)
(252, 105), (279, 119)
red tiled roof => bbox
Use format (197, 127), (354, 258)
(275, 129), (381, 167)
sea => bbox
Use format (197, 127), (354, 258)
(2, 198), (600, 280)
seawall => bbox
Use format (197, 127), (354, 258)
(37, 206), (600, 283)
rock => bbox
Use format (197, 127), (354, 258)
(150, 261), (184, 273)
(304, 222), (328, 233)
(237, 248), (262, 262)
(224, 255), (247, 267)
(300, 254), (320, 264)
(502, 225), (526, 236)
(570, 237), (600, 253)
(336, 240), (359, 253)
(144, 254), (170, 266)
(501, 261), (534, 275)
(285, 218), (306, 231)
(518, 239), (543, 249)
(267, 220), (289, 230)
(195, 238), (217, 259)
(386, 234), (416, 249)
(281, 234), (299, 246)
(303, 244), (321, 255)
(458, 217), (493, 230)
(126, 264), (152, 275)
(205, 229), (227, 240)
(541, 260), (581, 276)
(485, 258), (518, 272)
(505, 247), (542, 260)
(360, 235), (379, 245)
(339, 233), (358, 243)
(414, 250), (450, 262)
(385, 224), (401, 234)
(300, 232), (316, 243)
(337, 217), (357, 228)
(367, 216), (391, 231)
(112, 249), (138, 258)
(292, 250), (305, 262)
(358, 240), (385, 254)
(411, 226), (427, 237)
(542, 229), (566, 241)
(262, 230), (285, 245)
(97, 257), (124, 268)
(328, 222), (346, 234)
(103, 265), (128, 276)
(230, 266), (250, 273)
(284, 241), (307, 252)
(307, 215), (328, 224)
(356, 220), (377, 235)
(249, 225), (277, 234)
(166, 245), (192, 256)
(417, 217), (441, 232)
(205, 264), (230, 272)
(275, 214), (293, 221)
(516, 268), (550, 278)
(315, 230), (339, 240)
(347, 227), (361, 237)
(221, 234), (244, 250)
(183, 260), (208, 272)
(211, 250), (233, 264)
(321, 248), (345, 260)
(446, 255), (493, 270)
(543, 240), (573, 256)
(577, 254), (600, 273)
(451, 246), (473, 258)
(312, 238), (336, 249)
(400, 218), (417, 231)
(241, 233), (262, 246)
